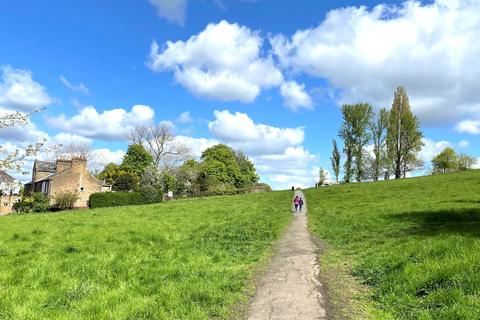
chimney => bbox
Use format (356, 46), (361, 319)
(56, 159), (72, 173)
(71, 157), (87, 170)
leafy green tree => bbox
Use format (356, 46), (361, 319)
(330, 139), (341, 183)
(370, 108), (389, 181)
(201, 144), (242, 187)
(457, 154), (477, 171)
(160, 171), (177, 193)
(97, 163), (120, 185)
(339, 103), (373, 182)
(432, 147), (458, 174)
(113, 172), (137, 192)
(235, 151), (259, 187)
(387, 87), (424, 179)
(120, 144), (153, 177)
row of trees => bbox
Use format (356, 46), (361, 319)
(96, 126), (260, 195)
(330, 87), (424, 183)
(431, 147), (477, 174)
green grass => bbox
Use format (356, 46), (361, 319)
(0, 191), (292, 320)
(305, 170), (480, 320)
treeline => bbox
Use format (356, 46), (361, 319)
(431, 147), (477, 174)
(97, 142), (263, 197)
(330, 86), (424, 183)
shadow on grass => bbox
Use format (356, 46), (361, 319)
(389, 207), (480, 237)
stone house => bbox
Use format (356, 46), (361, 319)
(0, 170), (21, 215)
(25, 158), (111, 208)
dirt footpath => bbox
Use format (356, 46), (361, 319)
(246, 190), (328, 320)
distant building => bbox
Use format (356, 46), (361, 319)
(24, 158), (111, 208)
(0, 170), (21, 215)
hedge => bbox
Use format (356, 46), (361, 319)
(88, 189), (162, 209)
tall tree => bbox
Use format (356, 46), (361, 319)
(369, 108), (389, 181)
(129, 124), (190, 171)
(330, 139), (341, 183)
(387, 87), (424, 179)
(120, 144), (154, 177)
(235, 151), (259, 187)
(339, 103), (373, 182)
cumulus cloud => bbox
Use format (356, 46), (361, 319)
(418, 138), (452, 165)
(59, 75), (89, 95)
(271, 0), (480, 124)
(456, 119), (480, 135)
(280, 81), (313, 111)
(148, 20), (284, 103)
(0, 65), (53, 112)
(208, 110), (304, 155)
(47, 104), (155, 141)
(177, 111), (193, 124)
(148, 0), (187, 25)
(205, 109), (316, 189)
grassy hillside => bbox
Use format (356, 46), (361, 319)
(0, 192), (292, 320)
(306, 170), (480, 320)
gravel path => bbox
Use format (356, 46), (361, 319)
(246, 190), (328, 320)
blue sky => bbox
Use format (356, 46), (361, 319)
(1, 0), (479, 189)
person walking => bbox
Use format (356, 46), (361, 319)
(293, 196), (299, 213)
(299, 197), (304, 213)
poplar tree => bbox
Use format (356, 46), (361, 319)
(386, 87), (424, 179)
(369, 108), (389, 181)
(339, 103), (373, 182)
(330, 139), (341, 183)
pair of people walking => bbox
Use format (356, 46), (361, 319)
(293, 196), (304, 213)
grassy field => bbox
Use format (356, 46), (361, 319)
(306, 170), (480, 320)
(0, 191), (292, 320)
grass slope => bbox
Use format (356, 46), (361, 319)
(306, 170), (480, 320)
(0, 191), (292, 320)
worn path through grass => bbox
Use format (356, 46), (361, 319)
(247, 190), (328, 320)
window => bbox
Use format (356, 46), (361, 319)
(4, 203), (9, 206)
(80, 187), (85, 192)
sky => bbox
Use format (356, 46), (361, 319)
(0, 0), (479, 189)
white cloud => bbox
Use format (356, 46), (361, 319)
(0, 65), (53, 112)
(458, 140), (470, 148)
(418, 138), (452, 165)
(456, 119), (480, 135)
(51, 132), (93, 146)
(177, 111), (193, 124)
(59, 75), (89, 95)
(206, 109), (317, 189)
(280, 81), (313, 111)
(208, 110), (304, 155)
(271, 0), (480, 124)
(172, 135), (219, 159)
(148, 0), (187, 26)
(47, 104), (155, 141)
(148, 20), (284, 103)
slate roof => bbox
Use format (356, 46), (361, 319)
(0, 170), (15, 183)
(35, 160), (56, 173)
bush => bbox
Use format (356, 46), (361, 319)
(54, 191), (79, 210)
(31, 192), (50, 212)
(89, 191), (163, 209)
(139, 186), (163, 204)
(13, 199), (33, 213)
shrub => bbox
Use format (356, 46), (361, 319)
(13, 199), (33, 213)
(54, 191), (79, 210)
(89, 191), (163, 209)
(139, 186), (163, 204)
(31, 192), (50, 212)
